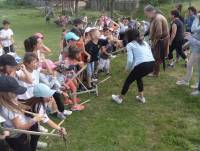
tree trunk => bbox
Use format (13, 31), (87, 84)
(75, 0), (79, 15)
(110, 0), (115, 18)
(189, 0), (192, 6)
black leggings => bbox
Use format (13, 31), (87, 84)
(6, 123), (39, 151)
(168, 40), (186, 60)
(3, 45), (15, 54)
(53, 92), (64, 113)
(121, 61), (154, 95)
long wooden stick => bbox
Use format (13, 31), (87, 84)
(46, 119), (65, 139)
(77, 89), (96, 95)
(23, 110), (45, 118)
(111, 47), (125, 54)
(98, 76), (111, 85)
(79, 99), (91, 105)
(71, 65), (87, 80)
(72, 70), (88, 91)
(1, 127), (60, 137)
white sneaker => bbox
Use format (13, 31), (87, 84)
(136, 96), (146, 103)
(111, 55), (117, 59)
(176, 80), (189, 86)
(63, 110), (72, 116)
(37, 141), (47, 149)
(191, 90), (200, 96)
(191, 83), (198, 89)
(38, 125), (48, 133)
(112, 95), (123, 104)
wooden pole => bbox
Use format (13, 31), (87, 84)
(98, 76), (111, 85)
(111, 47), (125, 54)
(46, 119), (65, 139)
(79, 99), (91, 105)
(1, 127), (60, 137)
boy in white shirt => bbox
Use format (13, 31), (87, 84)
(0, 20), (14, 54)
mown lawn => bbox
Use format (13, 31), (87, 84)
(0, 1), (200, 151)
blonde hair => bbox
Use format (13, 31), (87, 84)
(0, 92), (29, 113)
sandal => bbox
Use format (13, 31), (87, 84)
(71, 104), (85, 111)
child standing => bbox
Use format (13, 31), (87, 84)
(85, 29), (107, 88)
(58, 46), (85, 111)
(0, 20), (15, 54)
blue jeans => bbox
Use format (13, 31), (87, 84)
(87, 62), (95, 77)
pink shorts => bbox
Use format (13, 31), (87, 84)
(65, 80), (77, 92)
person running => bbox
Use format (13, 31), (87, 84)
(112, 29), (155, 104)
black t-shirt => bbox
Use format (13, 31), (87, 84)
(85, 39), (108, 62)
(170, 18), (184, 42)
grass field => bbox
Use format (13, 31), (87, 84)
(1, 1), (200, 151)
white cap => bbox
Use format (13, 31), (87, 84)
(84, 27), (96, 34)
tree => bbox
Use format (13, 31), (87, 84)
(110, 0), (115, 18)
(189, 0), (192, 6)
(75, 0), (79, 15)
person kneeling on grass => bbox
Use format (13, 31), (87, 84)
(112, 29), (155, 104)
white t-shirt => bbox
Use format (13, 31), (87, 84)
(0, 28), (14, 47)
(17, 69), (40, 100)
(119, 23), (128, 33)
(0, 106), (30, 138)
(100, 35), (107, 40)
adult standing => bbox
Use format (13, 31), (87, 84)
(185, 6), (197, 33)
(112, 29), (155, 104)
(176, 12), (200, 88)
(175, 3), (185, 23)
(144, 5), (170, 77)
(168, 10), (188, 67)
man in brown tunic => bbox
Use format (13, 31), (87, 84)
(144, 5), (170, 76)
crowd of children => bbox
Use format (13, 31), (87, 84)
(0, 3), (200, 151)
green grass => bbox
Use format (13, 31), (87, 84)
(1, 1), (200, 151)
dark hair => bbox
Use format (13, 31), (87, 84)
(23, 52), (38, 64)
(171, 9), (180, 18)
(73, 18), (83, 26)
(176, 3), (182, 12)
(103, 27), (109, 32)
(24, 36), (38, 52)
(125, 29), (143, 45)
(188, 6), (197, 15)
(24, 97), (45, 114)
(68, 45), (81, 60)
(2, 20), (10, 25)
(71, 28), (83, 37)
